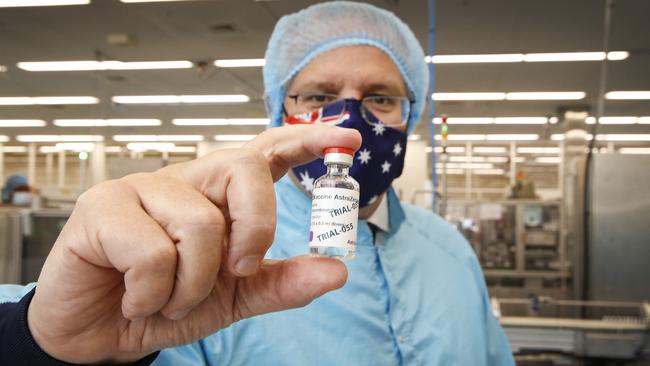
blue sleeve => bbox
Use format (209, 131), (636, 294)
(154, 342), (209, 365)
(468, 260), (516, 366)
(0, 285), (159, 366)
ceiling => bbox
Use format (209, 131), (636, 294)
(0, 0), (649, 144)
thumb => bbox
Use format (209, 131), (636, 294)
(233, 255), (348, 320)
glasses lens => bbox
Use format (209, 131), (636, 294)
(298, 93), (338, 111)
(362, 96), (409, 126)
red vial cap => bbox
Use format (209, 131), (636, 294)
(323, 147), (354, 156)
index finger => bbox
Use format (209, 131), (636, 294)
(244, 124), (362, 181)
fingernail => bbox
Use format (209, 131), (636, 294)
(168, 308), (190, 321)
(235, 255), (262, 276)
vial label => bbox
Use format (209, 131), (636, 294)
(309, 187), (359, 250)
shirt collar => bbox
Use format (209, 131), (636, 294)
(366, 194), (389, 233)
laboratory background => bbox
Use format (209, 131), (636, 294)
(0, 0), (649, 365)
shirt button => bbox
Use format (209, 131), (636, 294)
(397, 336), (406, 343)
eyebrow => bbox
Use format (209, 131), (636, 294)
(288, 79), (407, 96)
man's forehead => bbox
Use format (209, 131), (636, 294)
(289, 67), (406, 94)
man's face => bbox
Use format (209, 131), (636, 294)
(284, 46), (409, 133)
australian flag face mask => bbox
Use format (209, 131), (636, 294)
(285, 99), (408, 208)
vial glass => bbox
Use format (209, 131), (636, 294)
(309, 147), (360, 260)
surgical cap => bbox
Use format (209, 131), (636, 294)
(263, 1), (429, 133)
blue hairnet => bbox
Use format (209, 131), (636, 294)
(263, 1), (429, 134)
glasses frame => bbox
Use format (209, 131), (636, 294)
(284, 93), (414, 127)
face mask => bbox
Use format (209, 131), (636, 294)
(285, 99), (408, 207)
(12, 192), (33, 206)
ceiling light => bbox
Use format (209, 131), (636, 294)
(214, 135), (257, 141)
(639, 117), (650, 124)
(172, 118), (228, 126)
(598, 117), (639, 124)
(0, 119), (47, 127)
(431, 54), (524, 63)
(16, 135), (104, 142)
(436, 134), (486, 141)
(54, 119), (161, 127)
(549, 116), (559, 124)
(0, 65), (7, 72)
(426, 51), (629, 64)
(598, 134), (650, 142)
(493, 117), (548, 124)
(433, 117), (493, 124)
(486, 134), (539, 141)
(506, 92), (586, 100)
(0, 96), (98, 105)
(55, 142), (95, 151)
(105, 146), (123, 153)
(0, 146), (27, 153)
(619, 148), (650, 154)
(432, 93), (506, 101)
(449, 156), (487, 163)
(39, 146), (57, 154)
(428, 146), (466, 153)
(517, 147), (560, 154)
(170, 146), (197, 153)
(0, 136), (10, 143)
(524, 52), (605, 62)
(408, 134), (421, 141)
(172, 118), (269, 126)
(473, 147), (507, 154)
(0, 0), (89, 7)
(227, 118), (269, 125)
(214, 59), (266, 68)
(126, 142), (175, 152)
(607, 51), (630, 60)
(112, 95), (250, 104)
(535, 157), (562, 164)
(17, 60), (193, 72)
(113, 135), (204, 142)
(605, 91), (650, 100)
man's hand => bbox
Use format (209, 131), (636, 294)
(27, 125), (361, 364)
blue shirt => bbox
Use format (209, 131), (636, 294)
(154, 177), (514, 365)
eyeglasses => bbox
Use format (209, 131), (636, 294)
(286, 93), (413, 127)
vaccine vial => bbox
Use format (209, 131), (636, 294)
(309, 147), (360, 260)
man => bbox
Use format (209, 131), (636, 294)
(0, 2), (514, 365)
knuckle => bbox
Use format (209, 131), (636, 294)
(141, 243), (177, 270)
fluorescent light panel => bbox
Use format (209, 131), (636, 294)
(17, 60), (193, 72)
(0, 0), (89, 7)
(619, 148), (650, 154)
(214, 135), (257, 141)
(473, 147), (507, 154)
(427, 51), (628, 63)
(113, 135), (204, 142)
(505, 92), (586, 100)
(0, 136), (10, 142)
(172, 118), (269, 126)
(517, 147), (560, 154)
(16, 135), (104, 142)
(0, 96), (98, 105)
(54, 119), (161, 127)
(126, 142), (175, 152)
(605, 91), (650, 100)
(0, 146), (27, 153)
(432, 92), (584, 101)
(0, 119), (46, 127)
(112, 95), (250, 104)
